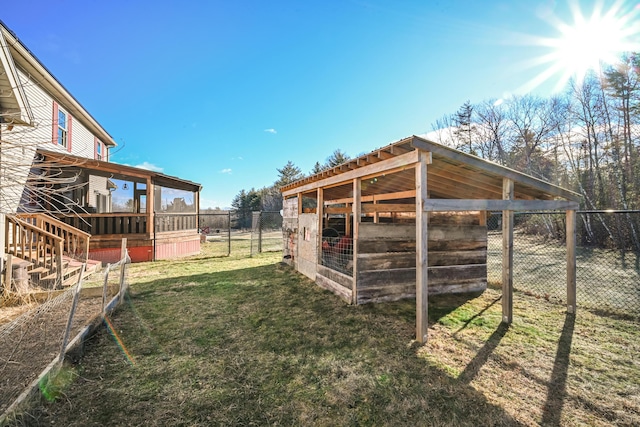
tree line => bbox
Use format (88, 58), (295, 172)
(230, 150), (350, 228)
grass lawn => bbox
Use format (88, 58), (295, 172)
(8, 242), (639, 426)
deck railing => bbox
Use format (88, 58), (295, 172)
(155, 213), (198, 233)
(18, 213), (90, 262)
(57, 213), (149, 236)
(5, 215), (64, 283)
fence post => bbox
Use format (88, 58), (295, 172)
(59, 263), (86, 363)
(258, 211), (263, 253)
(119, 238), (128, 305)
(502, 178), (514, 324)
(102, 263), (111, 314)
(566, 210), (577, 314)
(227, 211), (231, 256)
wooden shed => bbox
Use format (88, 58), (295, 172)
(281, 136), (581, 343)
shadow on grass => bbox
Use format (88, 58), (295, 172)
(458, 322), (510, 385)
(40, 262), (527, 426)
(541, 313), (575, 426)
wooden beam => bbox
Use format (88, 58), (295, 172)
(416, 153), (429, 343)
(410, 136), (582, 201)
(502, 178), (514, 324)
(423, 199), (580, 212)
(282, 150), (420, 196)
(317, 188), (324, 265)
(352, 179), (361, 305)
(566, 209), (577, 314)
(325, 189), (416, 205)
(297, 193), (302, 215)
(361, 203), (416, 213)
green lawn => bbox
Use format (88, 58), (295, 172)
(7, 243), (639, 426)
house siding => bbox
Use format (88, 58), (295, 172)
(5, 67), (99, 159)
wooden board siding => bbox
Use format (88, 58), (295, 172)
(356, 218), (487, 304)
(297, 214), (318, 280)
(282, 217), (298, 268)
(316, 265), (353, 303)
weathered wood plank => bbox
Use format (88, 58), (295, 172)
(358, 240), (416, 253)
(358, 252), (416, 270)
(423, 199), (580, 212)
(317, 265), (353, 288)
(361, 204), (416, 213)
(316, 273), (352, 303)
(357, 249), (486, 269)
(356, 277), (487, 304)
(358, 264), (487, 289)
(359, 223), (416, 240)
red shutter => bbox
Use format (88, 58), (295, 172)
(52, 102), (58, 145)
(67, 114), (73, 152)
(94, 137), (98, 159)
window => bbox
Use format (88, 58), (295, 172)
(95, 139), (103, 160)
(58, 109), (68, 147)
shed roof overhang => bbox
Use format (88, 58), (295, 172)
(281, 135), (581, 207)
(37, 149), (202, 193)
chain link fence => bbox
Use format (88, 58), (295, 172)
(0, 249), (130, 421)
(250, 211), (283, 256)
(487, 210), (640, 316)
(198, 211), (232, 256)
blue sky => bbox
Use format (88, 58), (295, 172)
(3, 0), (639, 208)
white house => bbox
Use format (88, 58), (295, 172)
(0, 21), (201, 289)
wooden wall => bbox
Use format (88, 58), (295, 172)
(356, 212), (487, 304)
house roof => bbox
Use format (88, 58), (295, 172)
(281, 135), (581, 203)
(37, 149), (202, 192)
(0, 20), (116, 147)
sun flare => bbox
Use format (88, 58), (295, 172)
(519, 0), (640, 93)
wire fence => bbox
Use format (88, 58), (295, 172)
(250, 211), (283, 256)
(199, 211), (283, 257)
(0, 246), (130, 422)
(487, 210), (640, 316)
(321, 230), (354, 276)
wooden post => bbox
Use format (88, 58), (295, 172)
(119, 238), (128, 304)
(59, 263), (85, 363)
(373, 197), (379, 224)
(102, 263), (110, 313)
(146, 177), (154, 236)
(56, 241), (64, 288)
(351, 179), (360, 305)
(227, 210), (231, 256)
(317, 188), (324, 265)
(345, 202), (351, 236)
(4, 254), (12, 297)
(502, 178), (514, 324)
(415, 153), (429, 343)
(566, 209), (577, 314)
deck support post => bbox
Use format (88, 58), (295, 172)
(502, 178), (514, 324)
(416, 152), (429, 343)
(566, 209), (577, 314)
(351, 178), (360, 305)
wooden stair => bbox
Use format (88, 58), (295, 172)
(5, 213), (98, 290)
(37, 256), (102, 287)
